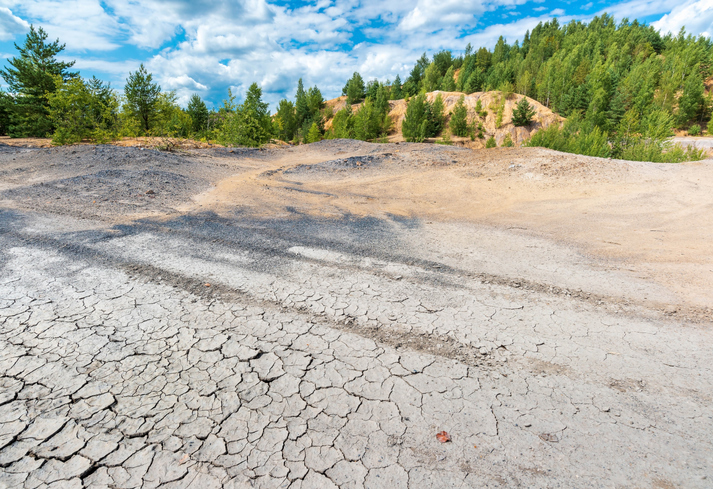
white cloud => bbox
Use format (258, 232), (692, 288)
(595, 0), (677, 21)
(653, 0), (713, 37)
(3, 0), (122, 50)
(0, 7), (28, 40)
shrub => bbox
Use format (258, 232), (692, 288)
(48, 76), (119, 145)
(688, 124), (701, 136)
(525, 114), (705, 163)
(485, 136), (497, 148)
(502, 133), (514, 147)
(438, 132), (453, 145)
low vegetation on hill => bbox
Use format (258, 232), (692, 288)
(0, 15), (711, 162)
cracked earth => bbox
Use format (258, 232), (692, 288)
(1, 141), (712, 488)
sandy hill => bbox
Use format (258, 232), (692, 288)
(325, 91), (563, 148)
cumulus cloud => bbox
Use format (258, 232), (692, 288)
(594, 0), (677, 20)
(653, 0), (713, 37)
(2, 0), (121, 50)
(0, 7), (28, 40)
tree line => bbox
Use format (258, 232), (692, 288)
(1, 17), (711, 162)
(0, 26), (278, 147)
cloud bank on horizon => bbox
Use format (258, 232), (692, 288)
(0, 0), (710, 107)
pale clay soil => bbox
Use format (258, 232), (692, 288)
(0, 139), (712, 489)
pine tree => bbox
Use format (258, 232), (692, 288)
(295, 79), (309, 127)
(306, 121), (321, 143)
(343, 72), (365, 105)
(218, 83), (272, 147)
(423, 63), (440, 92)
(485, 136), (497, 148)
(449, 95), (468, 137)
(402, 94), (427, 142)
(441, 66), (456, 91)
(0, 91), (12, 135)
(124, 64), (161, 134)
(512, 97), (536, 126)
(390, 75), (403, 100)
(430, 94), (445, 135)
(187, 94), (209, 135)
(275, 99), (297, 142)
(678, 72), (704, 126)
(0, 25), (78, 137)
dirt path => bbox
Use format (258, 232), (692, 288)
(1, 141), (712, 488)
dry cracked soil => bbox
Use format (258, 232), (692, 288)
(0, 140), (712, 489)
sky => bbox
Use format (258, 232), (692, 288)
(0, 0), (710, 109)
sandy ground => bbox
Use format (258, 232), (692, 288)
(1, 140), (712, 489)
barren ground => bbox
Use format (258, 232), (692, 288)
(0, 140), (712, 489)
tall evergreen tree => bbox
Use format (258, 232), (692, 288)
(449, 95), (468, 136)
(275, 99), (297, 142)
(343, 72), (366, 105)
(0, 91), (12, 135)
(295, 79), (309, 127)
(124, 64), (161, 134)
(429, 94), (446, 135)
(390, 75), (403, 100)
(187, 94), (209, 134)
(0, 25), (77, 137)
(218, 82), (272, 147)
(402, 94), (428, 142)
(441, 66), (456, 91)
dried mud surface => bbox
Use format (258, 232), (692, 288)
(1, 140), (712, 489)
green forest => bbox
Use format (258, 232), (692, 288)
(1, 16), (712, 162)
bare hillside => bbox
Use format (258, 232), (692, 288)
(326, 91), (563, 146)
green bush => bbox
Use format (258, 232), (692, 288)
(485, 136), (497, 148)
(502, 133), (514, 147)
(688, 124), (701, 136)
(526, 113), (706, 163)
(48, 76), (119, 145)
(526, 118), (610, 158)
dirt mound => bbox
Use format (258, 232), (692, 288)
(324, 91), (563, 147)
(0, 145), (223, 219)
(283, 154), (393, 176)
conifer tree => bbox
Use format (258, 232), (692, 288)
(0, 25), (77, 137)
(449, 95), (468, 137)
(430, 94), (445, 135)
(306, 121), (321, 143)
(187, 94), (209, 134)
(512, 97), (536, 126)
(124, 64), (161, 134)
(343, 72), (365, 105)
(390, 75), (403, 100)
(275, 99), (297, 142)
(402, 94), (428, 142)
(295, 79), (309, 127)
(441, 66), (456, 91)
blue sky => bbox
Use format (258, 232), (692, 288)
(0, 0), (710, 109)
